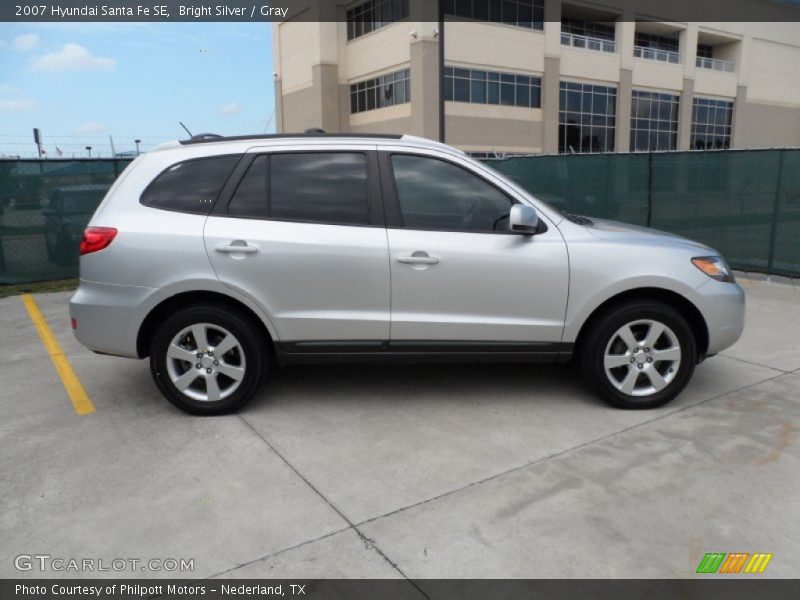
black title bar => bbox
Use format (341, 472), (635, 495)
(3, 0), (800, 22)
(3, 579), (800, 600)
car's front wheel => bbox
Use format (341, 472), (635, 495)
(150, 304), (267, 415)
(580, 300), (697, 409)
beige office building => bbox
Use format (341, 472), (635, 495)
(273, 0), (800, 156)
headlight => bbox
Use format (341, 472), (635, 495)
(692, 256), (735, 283)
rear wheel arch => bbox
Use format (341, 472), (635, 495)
(136, 290), (275, 359)
(574, 288), (709, 360)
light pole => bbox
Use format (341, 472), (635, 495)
(135, 139), (141, 156)
(85, 146), (92, 158)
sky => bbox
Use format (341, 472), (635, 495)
(0, 22), (274, 157)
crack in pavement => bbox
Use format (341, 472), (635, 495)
(719, 352), (794, 374)
(228, 414), (430, 598)
(205, 368), (793, 583)
(354, 369), (790, 528)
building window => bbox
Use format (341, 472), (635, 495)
(691, 98), (733, 150)
(560, 19), (616, 52)
(634, 32), (679, 53)
(347, 0), (409, 41)
(444, 67), (541, 108)
(561, 19), (615, 41)
(634, 32), (680, 63)
(697, 44), (714, 59)
(350, 69), (411, 114)
(559, 82), (616, 154)
(444, 0), (544, 30)
(630, 90), (679, 151)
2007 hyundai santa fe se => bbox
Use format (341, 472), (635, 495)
(69, 132), (745, 415)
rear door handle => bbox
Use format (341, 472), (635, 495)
(397, 255), (439, 265)
(216, 243), (257, 255)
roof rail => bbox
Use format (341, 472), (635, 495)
(190, 133), (223, 141)
(179, 132), (404, 145)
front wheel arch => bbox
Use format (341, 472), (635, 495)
(574, 288), (709, 362)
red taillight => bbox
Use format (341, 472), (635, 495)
(80, 227), (117, 256)
(71, 318), (77, 330)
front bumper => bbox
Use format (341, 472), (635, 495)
(69, 280), (167, 359)
(688, 278), (746, 356)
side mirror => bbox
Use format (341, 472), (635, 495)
(509, 204), (539, 234)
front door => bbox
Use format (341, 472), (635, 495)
(383, 152), (569, 346)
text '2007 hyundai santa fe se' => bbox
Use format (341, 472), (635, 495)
(69, 133), (745, 415)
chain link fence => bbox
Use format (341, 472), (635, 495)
(0, 150), (798, 284)
(0, 159), (132, 284)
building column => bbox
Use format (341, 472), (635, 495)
(274, 76), (284, 134)
(731, 84), (748, 149)
(406, 0), (440, 140)
(409, 39), (440, 140)
(677, 77), (695, 149)
(615, 18), (635, 152)
(542, 0), (561, 154)
(616, 69), (633, 152)
(542, 57), (560, 154)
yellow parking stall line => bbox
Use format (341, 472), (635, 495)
(21, 294), (95, 415)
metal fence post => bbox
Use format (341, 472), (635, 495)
(646, 150), (653, 228)
(766, 149), (785, 273)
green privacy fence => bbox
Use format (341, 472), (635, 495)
(0, 150), (798, 284)
(0, 159), (132, 284)
(490, 148), (800, 277)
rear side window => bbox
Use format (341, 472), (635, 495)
(141, 155), (240, 214)
(270, 153), (368, 225)
(228, 155), (268, 218)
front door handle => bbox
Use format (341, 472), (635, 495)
(216, 243), (257, 255)
(397, 253), (439, 265)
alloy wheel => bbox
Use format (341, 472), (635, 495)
(603, 319), (682, 397)
(165, 323), (246, 402)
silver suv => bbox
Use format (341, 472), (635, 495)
(70, 133), (745, 415)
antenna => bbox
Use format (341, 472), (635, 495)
(179, 121), (193, 137)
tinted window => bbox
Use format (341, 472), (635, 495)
(228, 155), (268, 217)
(141, 155), (239, 214)
(270, 153), (368, 225)
(391, 155), (513, 233)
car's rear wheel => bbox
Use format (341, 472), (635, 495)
(150, 304), (266, 415)
(580, 300), (697, 409)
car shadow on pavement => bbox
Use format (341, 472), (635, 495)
(248, 361), (597, 411)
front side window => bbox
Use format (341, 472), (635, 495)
(270, 153), (369, 225)
(390, 154), (513, 233)
(141, 155), (240, 214)
(559, 82), (616, 154)
(630, 90), (679, 151)
(691, 98), (733, 150)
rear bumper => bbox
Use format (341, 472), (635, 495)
(69, 280), (166, 358)
(689, 279), (746, 356)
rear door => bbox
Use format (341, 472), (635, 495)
(205, 146), (390, 345)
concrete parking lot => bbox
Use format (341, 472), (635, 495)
(1, 276), (798, 580)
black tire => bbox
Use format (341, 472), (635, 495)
(580, 300), (697, 409)
(150, 304), (267, 415)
